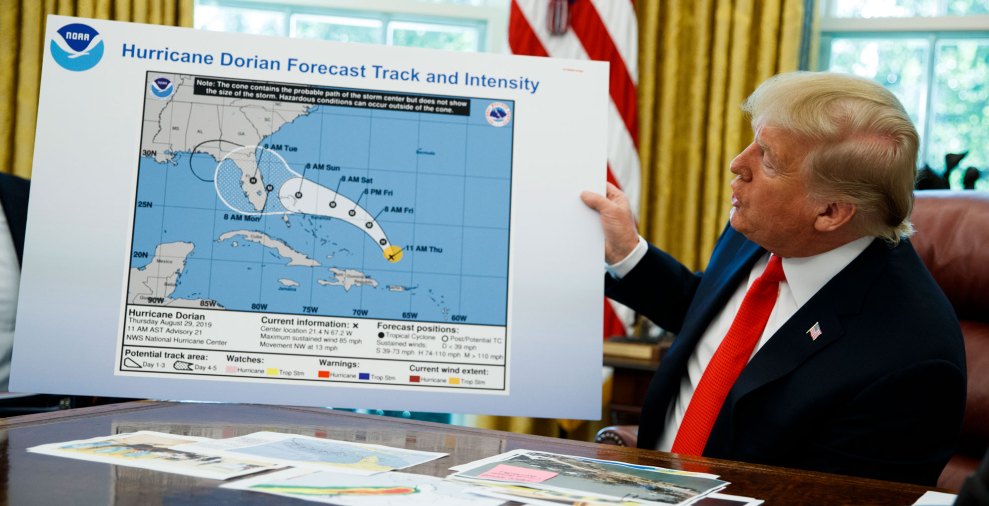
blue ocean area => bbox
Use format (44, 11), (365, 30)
(129, 97), (513, 325)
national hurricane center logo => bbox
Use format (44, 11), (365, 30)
(50, 23), (104, 72)
(485, 102), (512, 127)
(149, 77), (175, 99)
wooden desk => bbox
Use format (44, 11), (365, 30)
(0, 401), (937, 505)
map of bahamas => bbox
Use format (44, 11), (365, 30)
(129, 73), (512, 325)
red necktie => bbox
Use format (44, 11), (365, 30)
(671, 254), (786, 456)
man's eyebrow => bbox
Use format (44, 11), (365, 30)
(756, 137), (777, 163)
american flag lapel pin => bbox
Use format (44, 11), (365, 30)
(807, 322), (822, 341)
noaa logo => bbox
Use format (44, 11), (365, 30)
(149, 77), (175, 99)
(485, 102), (512, 127)
(50, 23), (104, 72)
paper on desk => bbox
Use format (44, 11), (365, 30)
(468, 482), (645, 505)
(223, 468), (504, 505)
(26, 431), (283, 480)
(449, 450), (728, 506)
(912, 490), (957, 506)
(449, 448), (531, 471)
(479, 463), (559, 482)
(173, 431), (446, 475)
(470, 485), (763, 506)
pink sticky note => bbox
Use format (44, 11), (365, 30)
(477, 464), (558, 483)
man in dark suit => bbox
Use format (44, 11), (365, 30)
(582, 72), (965, 486)
(0, 173), (28, 265)
(0, 172), (29, 393)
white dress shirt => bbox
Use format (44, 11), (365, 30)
(607, 234), (873, 451)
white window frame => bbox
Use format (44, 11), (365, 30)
(195, 0), (509, 53)
(817, 3), (989, 168)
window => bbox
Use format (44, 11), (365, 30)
(818, 1), (989, 190)
(194, 0), (508, 53)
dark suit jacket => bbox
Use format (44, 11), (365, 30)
(0, 172), (30, 265)
(606, 225), (966, 486)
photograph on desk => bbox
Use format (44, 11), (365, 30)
(26, 430), (284, 480)
(450, 449), (728, 506)
(471, 485), (763, 506)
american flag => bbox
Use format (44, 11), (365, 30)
(509, 0), (640, 338)
(808, 322), (822, 341)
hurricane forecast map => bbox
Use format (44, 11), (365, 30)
(120, 73), (513, 391)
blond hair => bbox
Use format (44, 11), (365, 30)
(742, 71), (918, 244)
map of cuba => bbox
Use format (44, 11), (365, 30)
(128, 73), (512, 326)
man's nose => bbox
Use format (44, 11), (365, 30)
(730, 144), (756, 180)
(729, 156), (749, 181)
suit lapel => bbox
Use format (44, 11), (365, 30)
(659, 231), (763, 382)
(638, 228), (764, 448)
(725, 238), (886, 408)
(670, 230), (764, 360)
(729, 307), (845, 402)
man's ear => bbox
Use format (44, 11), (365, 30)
(814, 201), (856, 232)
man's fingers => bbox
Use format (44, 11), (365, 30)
(583, 183), (627, 212)
(580, 190), (608, 212)
(582, 185), (639, 264)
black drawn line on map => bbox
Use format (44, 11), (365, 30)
(187, 138), (246, 182)
(330, 178), (343, 208)
(352, 187), (367, 210)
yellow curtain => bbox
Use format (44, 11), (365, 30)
(0, 0), (193, 178)
(467, 0), (807, 441)
(639, 0), (806, 271)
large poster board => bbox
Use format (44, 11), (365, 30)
(11, 16), (607, 419)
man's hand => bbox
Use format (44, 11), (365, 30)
(580, 183), (640, 265)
